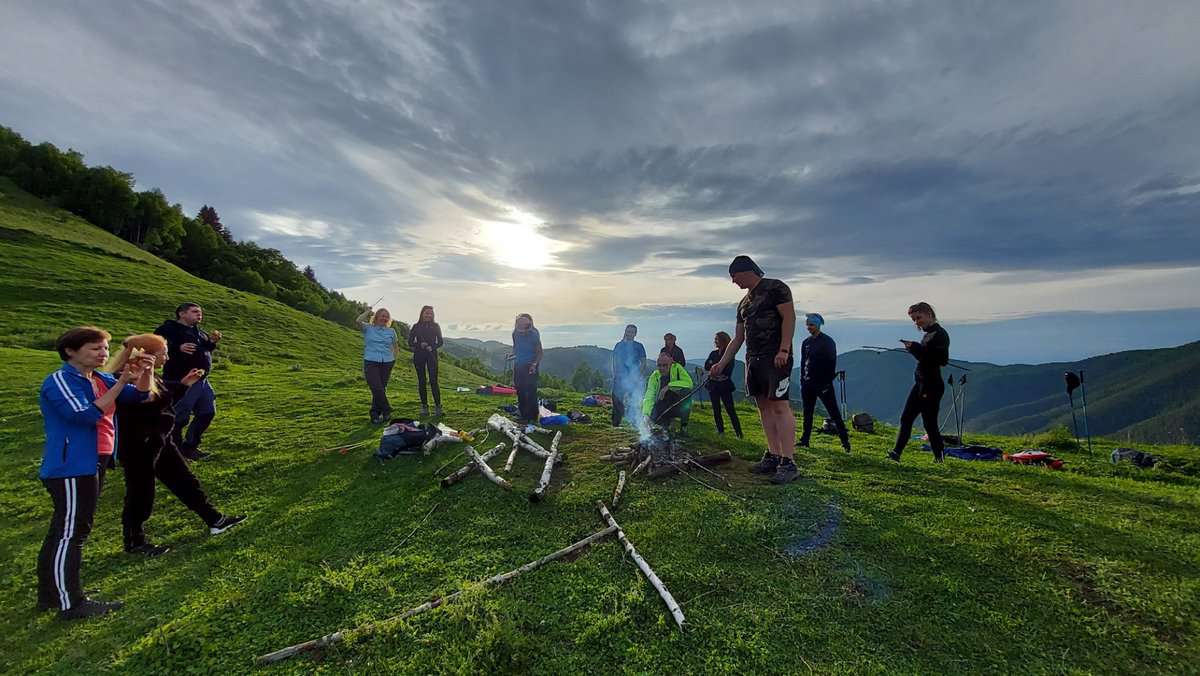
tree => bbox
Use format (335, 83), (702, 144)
(63, 166), (137, 236)
(303, 265), (317, 282)
(197, 204), (232, 243)
(132, 189), (185, 254)
(571, 363), (606, 392)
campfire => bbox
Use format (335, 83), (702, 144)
(603, 426), (731, 480)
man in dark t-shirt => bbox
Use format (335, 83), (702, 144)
(709, 255), (799, 484)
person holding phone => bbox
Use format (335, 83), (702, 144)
(888, 302), (950, 463)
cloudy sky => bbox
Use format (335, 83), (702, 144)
(2, 1), (1199, 363)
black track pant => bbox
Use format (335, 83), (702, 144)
(37, 474), (100, 611)
(800, 383), (848, 444)
(121, 445), (221, 547)
(363, 360), (394, 419)
(514, 365), (540, 423)
(709, 389), (742, 436)
(413, 352), (441, 407)
(611, 382), (638, 427)
(892, 379), (945, 458)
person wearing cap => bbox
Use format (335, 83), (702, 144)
(708, 255), (800, 484)
(797, 313), (850, 452)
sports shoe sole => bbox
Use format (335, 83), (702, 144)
(210, 516), (248, 535)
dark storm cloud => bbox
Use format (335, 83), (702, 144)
(2, 0), (1199, 285)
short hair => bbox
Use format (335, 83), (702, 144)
(656, 352), (674, 365)
(908, 302), (937, 321)
(625, 324), (637, 332)
(56, 326), (111, 361)
(663, 333), (676, 340)
(175, 302), (201, 318)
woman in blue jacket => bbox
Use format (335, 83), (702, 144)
(355, 306), (399, 424)
(37, 326), (152, 620)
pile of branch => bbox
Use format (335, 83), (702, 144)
(486, 414), (566, 502)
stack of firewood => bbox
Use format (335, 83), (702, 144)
(601, 426), (732, 480)
(437, 414), (563, 501)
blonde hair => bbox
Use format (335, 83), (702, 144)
(373, 308), (392, 327)
(106, 333), (168, 398)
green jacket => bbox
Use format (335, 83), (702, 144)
(642, 363), (694, 417)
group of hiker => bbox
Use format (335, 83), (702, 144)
(36, 303), (246, 620)
(609, 256), (950, 484)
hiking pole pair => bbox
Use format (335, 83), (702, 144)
(834, 370), (849, 419)
(1064, 371), (1093, 455)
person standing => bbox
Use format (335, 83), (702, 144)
(797, 313), (851, 452)
(888, 302), (950, 463)
(611, 324), (647, 427)
(409, 305), (444, 417)
(709, 256), (799, 484)
(356, 306), (399, 424)
(154, 302), (222, 460)
(510, 314), (543, 424)
(660, 333), (686, 367)
(37, 326), (151, 620)
(110, 334), (247, 557)
(703, 331), (743, 437)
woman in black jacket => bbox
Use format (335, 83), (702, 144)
(888, 302), (950, 463)
(409, 305), (444, 417)
(111, 334), (245, 556)
(703, 331), (742, 437)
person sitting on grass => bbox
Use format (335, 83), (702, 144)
(37, 326), (152, 620)
(110, 334), (247, 557)
(643, 352), (694, 434)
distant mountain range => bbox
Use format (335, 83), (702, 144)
(446, 336), (1200, 444)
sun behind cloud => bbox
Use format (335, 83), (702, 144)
(476, 210), (566, 269)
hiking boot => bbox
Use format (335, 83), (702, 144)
(126, 542), (171, 557)
(887, 450), (901, 463)
(434, 405), (444, 417)
(420, 405), (430, 418)
(751, 452), (781, 475)
(933, 451), (945, 463)
(840, 436), (852, 453)
(209, 514), (248, 535)
(770, 459), (799, 484)
(59, 598), (122, 621)
(181, 445), (208, 461)
(796, 437), (810, 448)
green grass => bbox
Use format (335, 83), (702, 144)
(1, 181), (1198, 674)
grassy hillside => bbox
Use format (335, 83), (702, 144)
(1, 185), (1199, 674)
(831, 345), (1200, 444)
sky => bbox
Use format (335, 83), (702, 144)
(2, 1), (1199, 363)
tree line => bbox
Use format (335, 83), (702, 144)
(0, 125), (366, 328)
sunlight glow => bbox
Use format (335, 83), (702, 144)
(477, 217), (562, 270)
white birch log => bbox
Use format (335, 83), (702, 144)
(596, 501), (686, 630)
(468, 445), (512, 491)
(503, 443), (520, 472)
(529, 431), (562, 502)
(631, 454), (653, 476)
(256, 525), (619, 665)
(488, 414), (551, 457)
(612, 470), (627, 508)
(439, 443), (505, 487)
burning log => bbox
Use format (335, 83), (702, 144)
(439, 443), (506, 488)
(256, 525), (619, 665)
(596, 501), (685, 630)
(612, 470), (627, 508)
(632, 455), (652, 476)
(468, 445), (512, 491)
(529, 431), (562, 502)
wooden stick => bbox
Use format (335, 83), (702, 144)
(596, 501), (685, 630)
(529, 431), (562, 502)
(256, 526), (619, 665)
(631, 455), (652, 476)
(503, 443), (520, 472)
(468, 445), (512, 491)
(439, 443), (505, 487)
(488, 414), (550, 457)
(612, 470), (627, 508)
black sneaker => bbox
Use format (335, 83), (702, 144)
(796, 438), (810, 448)
(126, 542), (171, 557)
(887, 450), (901, 463)
(181, 446), (209, 461)
(841, 437), (852, 453)
(770, 459), (799, 484)
(933, 451), (945, 463)
(209, 514), (248, 535)
(434, 405), (444, 417)
(751, 452), (781, 475)
(420, 405), (430, 417)
(59, 598), (122, 620)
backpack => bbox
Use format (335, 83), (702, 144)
(852, 413), (874, 433)
(376, 418), (438, 460)
(1111, 447), (1158, 469)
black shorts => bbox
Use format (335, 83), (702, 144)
(746, 354), (793, 401)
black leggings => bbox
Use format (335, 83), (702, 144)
(413, 352), (441, 407)
(121, 443), (221, 546)
(363, 360), (394, 418)
(892, 379), (945, 458)
(800, 383), (847, 443)
(709, 388), (742, 436)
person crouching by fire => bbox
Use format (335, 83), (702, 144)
(643, 352), (693, 434)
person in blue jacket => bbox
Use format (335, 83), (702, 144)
(355, 306), (399, 424)
(36, 326), (152, 620)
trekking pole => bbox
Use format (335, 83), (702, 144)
(1064, 372), (1082, 449)
(1079, 371), (1093, 456)
(652, 376), (710, 425)
(942, 374), (960, 434)
(837, 370), (848, 419)
(957, 375), (968, 444)
(862, 346), (972, 371)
